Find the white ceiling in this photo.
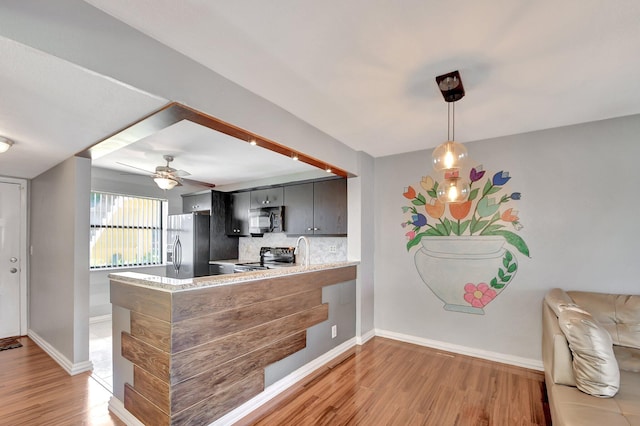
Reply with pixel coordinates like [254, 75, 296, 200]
[2, 1, 640, 182]
[91, 119, 327, 187]
[84, 0, 640, 156]
[0, 36, 166, 179]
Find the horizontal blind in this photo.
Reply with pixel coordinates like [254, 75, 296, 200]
[90, 192, 163, 269]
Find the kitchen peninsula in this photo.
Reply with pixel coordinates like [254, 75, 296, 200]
[109, 263, 357, 425]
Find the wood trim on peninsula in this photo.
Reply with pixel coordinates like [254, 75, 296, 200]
[111, 264, 357, 425]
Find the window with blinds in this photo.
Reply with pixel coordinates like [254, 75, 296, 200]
[90, 192, 166, 269]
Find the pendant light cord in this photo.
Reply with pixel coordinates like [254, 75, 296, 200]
[447, 101, 456, 141]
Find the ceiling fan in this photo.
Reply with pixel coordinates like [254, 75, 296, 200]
[117, 155, 215, 190]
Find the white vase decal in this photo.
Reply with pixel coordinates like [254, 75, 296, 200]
[402, 168, 529, 315]
[414, 236, 517, 314]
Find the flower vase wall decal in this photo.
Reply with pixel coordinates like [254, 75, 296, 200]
[402, 166, 530, 314]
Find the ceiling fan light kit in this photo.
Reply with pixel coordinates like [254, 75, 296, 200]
[432, 70, 471, 203]
[154, 176, 179, 190]
[0, 136, 14, 153]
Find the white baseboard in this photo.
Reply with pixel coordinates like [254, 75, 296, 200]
[212, 337, 358, 425]
[89, 314, 112, 325]
[108, 396, 144, 426]
[356, 328, 375, 345]
[28, 329, 94, 375]
[375, 329, 544, 371]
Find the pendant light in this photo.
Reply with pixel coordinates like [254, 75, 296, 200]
[432, 70, 470, 203]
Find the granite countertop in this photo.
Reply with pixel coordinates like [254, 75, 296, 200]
[208, 259, 239, 264]
[109, 261, 359, 292]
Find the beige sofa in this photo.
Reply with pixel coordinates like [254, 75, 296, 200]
[542, 289, 640, 425]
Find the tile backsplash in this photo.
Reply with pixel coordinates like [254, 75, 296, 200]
[238, 233, 347, 264]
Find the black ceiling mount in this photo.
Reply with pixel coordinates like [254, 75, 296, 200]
[435, 70, 465, 103]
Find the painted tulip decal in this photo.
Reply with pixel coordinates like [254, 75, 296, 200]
[492, 171, 510, 186]
[425, 199, 445, 219]
[405, 230, 416, 240]
[501, 208, 519, 222]
[477, 197, 499, 218]
[470, 167, 485, 183]
[449, 200, 472, 221]
[411, 214, 427, 227]
[420, 176, 435, 192]
[403, 186, 416, 199]
[510, 192, 521, 200]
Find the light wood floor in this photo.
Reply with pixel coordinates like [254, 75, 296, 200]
[0, 336, 123, 426]
[0, 336, 548, 426]
[241, 337, 550, 426]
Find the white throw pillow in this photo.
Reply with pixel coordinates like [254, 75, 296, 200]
[558, 307, 620, 397]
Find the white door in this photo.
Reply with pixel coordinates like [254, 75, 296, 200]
[0, 181, 22, 338]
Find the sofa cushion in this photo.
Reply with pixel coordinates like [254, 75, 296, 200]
[559, 307, 620, 397]
[569, 291, 640, 350]
[614, 345, 640, 373]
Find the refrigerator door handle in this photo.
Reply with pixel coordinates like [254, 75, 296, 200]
[174, 235, 182, 274]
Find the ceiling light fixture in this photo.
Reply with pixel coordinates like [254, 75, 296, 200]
[291, 152, 299, 161]
[432, 70, 470, 203]
[325, 166, 332, 173]
[249, 139, 257, 146]
[154, 176, 179, 190]
[0, 136, 14, 153]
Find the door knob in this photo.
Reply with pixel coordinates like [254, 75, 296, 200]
[10, 268, 18, 274]
[10, 257, 18, 263]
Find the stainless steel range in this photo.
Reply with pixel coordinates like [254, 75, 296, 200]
[233, 246, 296, 273]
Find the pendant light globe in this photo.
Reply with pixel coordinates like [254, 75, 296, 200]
[432, 140, 468, 172]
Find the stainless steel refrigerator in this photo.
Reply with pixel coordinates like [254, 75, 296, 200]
[166, 213, 210, 279]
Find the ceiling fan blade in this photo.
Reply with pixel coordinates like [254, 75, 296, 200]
[182, 178, 216, 188]
[117, 162, 155, 174]
[173, 169, 191, 177]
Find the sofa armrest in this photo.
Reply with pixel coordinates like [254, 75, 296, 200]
[543, 301, 576, 386]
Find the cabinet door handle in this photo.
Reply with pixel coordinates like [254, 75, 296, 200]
[307, 227, 313, 231]
[313, 227, 319, 231]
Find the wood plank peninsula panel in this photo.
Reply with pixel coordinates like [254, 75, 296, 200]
[110, 264, 357, 425]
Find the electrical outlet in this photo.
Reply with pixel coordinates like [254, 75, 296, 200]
[329, 245, 337, 253]
[331, 325, 337, 338]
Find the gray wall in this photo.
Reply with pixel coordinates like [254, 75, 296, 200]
[348, 152, 376, 338]
[374, 114, 640, 363]
[30, 156, 91, 364]
[265, 280, 357, 386]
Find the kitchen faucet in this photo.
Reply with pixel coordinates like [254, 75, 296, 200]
[295, 236, 310, 267]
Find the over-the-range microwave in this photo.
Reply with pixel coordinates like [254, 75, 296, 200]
[248, 206, 284, 234]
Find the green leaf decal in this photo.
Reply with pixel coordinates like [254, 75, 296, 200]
[507, 263, 517, 273]
[435, 223, 448, 235]
[493, 283, 505, 289]
[459, 220, 470, 234]
[427, 189, 437, 198]
[486, 186, 501, 195]
[417, 193, 426, 204]
[501, 274, 511, 282]
[480, 224, 505, 235]
[498, 268, 506, 280]
[469, 188, 479, 201]
[443, 218, 452, 234]
[425, 228, 444, 236]
[490, 277, 498, 287]
[411, 199, 425, 206]
[482, 180, 492, 196]
[482, 230, 530, 257]
[503, 257, 510, 268]
[451, 221, 460, 236]
[471, 219, 489, 234]
[505, 251, 513, 263]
